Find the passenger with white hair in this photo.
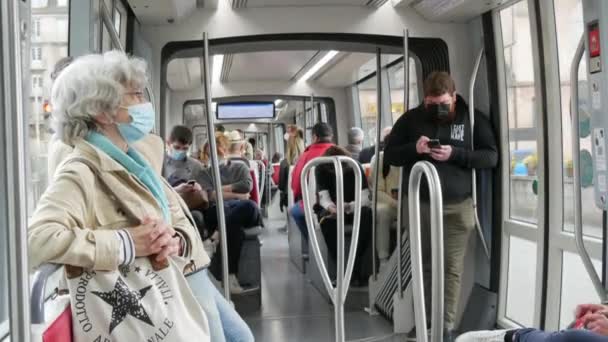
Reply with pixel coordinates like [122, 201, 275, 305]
[345, 126, 365, 160]
[28, 51, 253, 342]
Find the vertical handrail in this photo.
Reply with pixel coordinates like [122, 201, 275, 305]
[371, 47, 383, 280]
[307, 94, 313, 145]
[201, 32, 231, 300]
[469, 47, 491, 259]
[571, 35, 607, 302]
[396, 28, 409, 298]
[301, 156, 362, 342]
[396, 166, 404, 298]
[409, 161, 444, 342]
[2, 0, 31, 340]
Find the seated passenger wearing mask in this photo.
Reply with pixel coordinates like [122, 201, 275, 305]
[315, 146, 373, 286]
[344, 127, 364, 161]
[384, 71, 498, 341]
[28, 51, 253, 342]
[163, 125, 205, 188]
[290, 123, 334, 241]
[359, 126, 392, 164]
[199, 133, 262, 294]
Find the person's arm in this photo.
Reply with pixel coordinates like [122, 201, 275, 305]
[384, 114, 422, 166]
[28, 166, 123, 271]
[225, 163, 253, 194]
[449, 112, 498, 169]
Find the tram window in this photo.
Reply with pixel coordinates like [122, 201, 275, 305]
[26, 0, 70, 216]
[102, 24, 112, 52]
[387, 57, 420, 123]
[274, 125, 285, 156]
[559, 251, 601, 328]
[500, 1, 539, 225]
[506, 235, 537, 326]
[358, 75, 378, 147]
[31, 0, 48, 9]
[554, 1, 601, 238]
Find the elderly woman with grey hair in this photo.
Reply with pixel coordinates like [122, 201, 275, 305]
[345, 127, 364, 160]
[28, 51, 253, 342]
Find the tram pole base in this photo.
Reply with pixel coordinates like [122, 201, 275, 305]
[392, 287, 415, 334]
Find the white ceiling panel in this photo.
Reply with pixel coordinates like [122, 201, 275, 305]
[226, 51, 318, 82]
[127, 0, 217, 24]
[242, 0, 368, 7]
[411, 0, 506, 22]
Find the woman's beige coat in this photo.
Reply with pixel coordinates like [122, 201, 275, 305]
[28, 134, 210, 272]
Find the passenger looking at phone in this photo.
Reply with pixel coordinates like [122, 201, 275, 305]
[384, 71, 498, 340]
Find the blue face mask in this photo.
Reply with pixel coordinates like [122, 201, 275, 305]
[117, 102, 155, 143]
[170, 149, 188, 161]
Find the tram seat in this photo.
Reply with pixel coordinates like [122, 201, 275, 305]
[249, 169, 261, 206]
[30, 264, 73, 342]
[271, 163, 280, 185]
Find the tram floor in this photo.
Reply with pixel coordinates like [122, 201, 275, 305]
[243, 199, 404, 341]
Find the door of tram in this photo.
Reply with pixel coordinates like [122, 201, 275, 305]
[494, 0, 606, 331]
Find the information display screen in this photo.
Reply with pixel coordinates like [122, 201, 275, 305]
[216, 102, 275, 120]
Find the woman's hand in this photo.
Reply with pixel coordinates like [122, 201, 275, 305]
[127, 217, 175, 257]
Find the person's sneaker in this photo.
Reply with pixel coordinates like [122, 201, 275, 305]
[228, 274, 244, 294]
[455, 330, 509, 342]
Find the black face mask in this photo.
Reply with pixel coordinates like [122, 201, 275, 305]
[427, 103, 451, 120]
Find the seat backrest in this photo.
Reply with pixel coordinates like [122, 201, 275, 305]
[271, 163, 280, 185]
[249, 169, 260, 205]
[42, 305, 73, 342]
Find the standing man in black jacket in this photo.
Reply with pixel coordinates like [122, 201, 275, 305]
[384, 72, 498, 340]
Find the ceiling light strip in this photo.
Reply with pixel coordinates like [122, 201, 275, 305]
[221, 54, 234, 82]
[212, 54, 224, 84]
[299, 50, 339, 82]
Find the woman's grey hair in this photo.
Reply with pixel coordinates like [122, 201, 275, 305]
[347, 127, 364, 145]
[51, 50, 148, 145]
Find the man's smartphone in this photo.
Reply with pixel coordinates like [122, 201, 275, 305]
[427, 139, 441, 148]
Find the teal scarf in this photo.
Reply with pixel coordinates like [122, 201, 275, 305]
[86, 132, 170, 222]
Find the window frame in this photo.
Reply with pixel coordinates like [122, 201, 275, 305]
[493, 0, 548, 329]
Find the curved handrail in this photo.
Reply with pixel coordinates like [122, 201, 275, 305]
[254, 160, 266, 203]
[408, 161, 444, 342]
[30, 263, 62, 324]
[301, 156, 362, 342]
[570, 35, 607, 302]
[469, 47, 491, 259]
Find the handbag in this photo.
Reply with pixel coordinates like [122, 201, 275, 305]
[64, 158, 210, 342]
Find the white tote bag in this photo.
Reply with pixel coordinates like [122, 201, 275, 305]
[65, 257, 209, 342]
[64, 158, 210, 342]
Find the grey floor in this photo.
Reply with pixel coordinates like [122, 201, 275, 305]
[242, 198, 404, 341]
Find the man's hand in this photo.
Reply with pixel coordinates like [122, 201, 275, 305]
[416, 136, 431, 154]
[576, 304, 608, 319]
[430, 145, 453, 161]
[583, 313, 608, 336]
[327, 203, 337, 215]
